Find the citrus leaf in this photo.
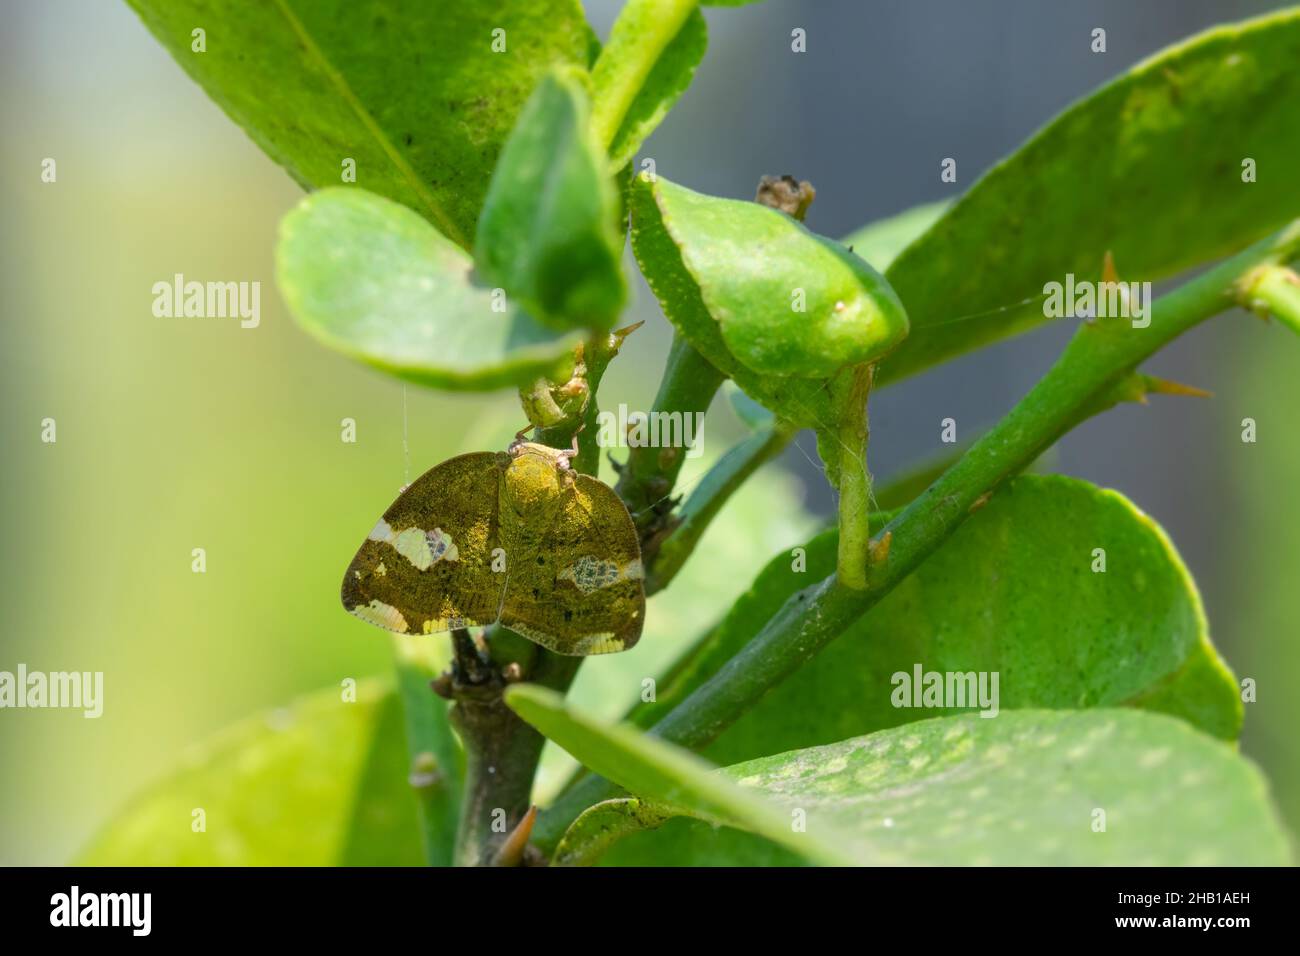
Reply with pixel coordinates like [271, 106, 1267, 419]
[125, 0, 592, 247]
[606, 10, 708, 170]
[632, 475, 1242, 765]
[77, 680, 447, 865]
[277, 188, 582, 390]
[635, 176, 908, 379]
[505, 684, 857, 865]
[879, 8, 1300, 385]
[629, 172, 904, 519]
[630, 173, 831, 429]
[604, 710, 1290, 866]
[476, 69, 627, 332]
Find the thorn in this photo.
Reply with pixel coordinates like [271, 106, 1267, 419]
[491, 806, 538, 867]
[1101, 249, 1120, 284]
[609, 320, 646, 353]
[1141, 374, 1212, 400]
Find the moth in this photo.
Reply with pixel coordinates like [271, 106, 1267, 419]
[341, 437, 645, 655]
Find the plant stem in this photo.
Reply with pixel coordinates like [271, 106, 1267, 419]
[449, 638, 580, 866]
[615, 333, 725, 553]
[834, 364, 874, 589]
[589, 0, 700, 150]
[1241, 262, 1300, 335]
[449, 328, 636, 864]
[533, 218, 1300, 853]
[536, 327, 628, 470]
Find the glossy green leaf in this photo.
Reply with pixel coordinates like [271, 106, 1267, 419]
[126, 0, 592, 248]
[632, 475, 1242, 769]
[78, 680, 446, 865]
[605, 710, 1290, 866]
[606, 10, 708, 170]
[277, 188, 583, 390]
[841, 200, 947, 272]
[476, 69, 626, 332]
[631, 173, 902, 533]
[505, 684, 856, 865]
[635, 176, 908, 379]
[879, 8, 1300, 385]
[629, 174, 833, 433]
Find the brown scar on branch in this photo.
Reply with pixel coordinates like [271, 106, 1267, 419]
[968, 491, 993, 514]
[868, 530, 892, 566]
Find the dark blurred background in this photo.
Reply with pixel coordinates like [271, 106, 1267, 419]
[2, 0, 1296, 863]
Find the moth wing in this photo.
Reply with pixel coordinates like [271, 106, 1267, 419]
[341, 452, 507, 635]
[500, 472, 645, 655]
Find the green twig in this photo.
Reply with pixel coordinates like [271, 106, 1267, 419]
[833, 364, 874, 589]
[446, 327, 634, 865]
[1240, 262, 1300, 335]
[447, 637, 580, 866]
[615, 333, 725, 555]
[536, 327, 629, 471]
[533, 218, 1300, 854]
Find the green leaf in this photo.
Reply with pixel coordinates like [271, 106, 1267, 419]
[631, 173, 904, 550]
[277, 187, 583, 390]
[605, 710, 1290, 866]
[606, 10, 708, 170]
[505, 685, 857, 865]
[125, 0, 592, 248]
[635, 176, 908, 379]
[78, 680, 447, 865]
[879, 8, 1300, 385]
[630, 174, 831, 432]
[841, 200, 948, 272]
[475, 69, 627, 332]
[632, 475, 1242, 767]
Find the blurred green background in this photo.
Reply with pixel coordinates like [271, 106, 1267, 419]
[1, 0, 1296, 864]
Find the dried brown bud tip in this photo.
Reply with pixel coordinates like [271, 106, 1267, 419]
[755, 174, 816, 221]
